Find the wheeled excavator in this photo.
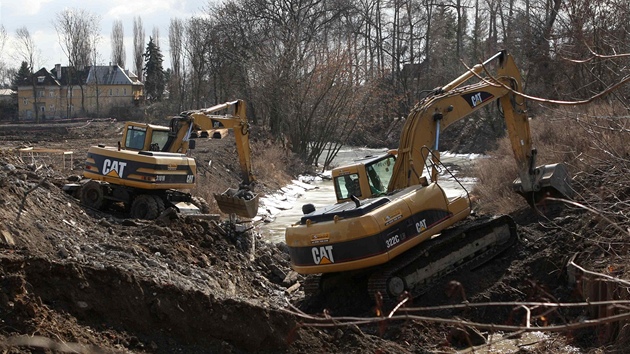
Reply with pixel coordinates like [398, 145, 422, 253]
[70, 99, 259, 220]
[285, 51, 573, 302]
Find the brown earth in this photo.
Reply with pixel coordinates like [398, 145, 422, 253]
[0, 120, 627, 353]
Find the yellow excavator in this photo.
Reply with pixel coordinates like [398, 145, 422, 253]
[285, 51, 573, 302]
[73, 99, 258, 220]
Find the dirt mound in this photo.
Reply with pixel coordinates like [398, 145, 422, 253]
[0, 146, 411, 353]
[0, 155, 299, 351]
[1, 120, 628, 353]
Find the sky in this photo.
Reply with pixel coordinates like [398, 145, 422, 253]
[0, 0, 209, 73]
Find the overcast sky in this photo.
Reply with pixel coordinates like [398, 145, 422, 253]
[0, 0, 208, 73]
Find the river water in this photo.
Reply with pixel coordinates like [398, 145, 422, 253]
[257, 147, 482, 243]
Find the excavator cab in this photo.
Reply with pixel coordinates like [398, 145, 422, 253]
[332, 151, 397, 203]
[121, 122, 173, 152]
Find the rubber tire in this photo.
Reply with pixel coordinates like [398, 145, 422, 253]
[130, 194, 160, 220]
[191, 196, 210, 214]
[80, 181, 106, 210]
[152, 195, 166, 216]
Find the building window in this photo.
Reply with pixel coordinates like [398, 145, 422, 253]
[23, 98, 29, 105]
[124, 88, 127, 95]
[50, 104, 55, 111]
[109, 89, 113, 96]
[37, 90, 45, 97]
[116, 88, 119, 96]
[37, 76, 45, 83]
[49, 91, 55, 98]
[41, 106, 45, 113]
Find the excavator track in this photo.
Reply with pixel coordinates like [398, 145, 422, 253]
[367, 215, 518, 304]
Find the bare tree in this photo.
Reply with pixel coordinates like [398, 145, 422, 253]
[152, 26, 160, 48]
[54, 8, 101, 116]
[0, 25, 7, 57]
[111, 20, 125, 68]
[169, 18, 185, 109]
[14, 27, 37, 74]
[184, 17, 212, 109]
[15, 27, 40, 122]
[133, 16, 146, 81]
[0, 25, 9, 87]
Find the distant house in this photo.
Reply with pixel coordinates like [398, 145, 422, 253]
[17, 64, 144, 120]
[0, 88, 14, 102]
[16, 67, 62, 120]
[84, 64, 145, 114]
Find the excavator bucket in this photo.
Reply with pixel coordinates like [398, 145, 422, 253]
[513, 163, 573, 207]
[214, 188, 260, 218]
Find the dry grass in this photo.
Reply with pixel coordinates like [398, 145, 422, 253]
[194, 140, 300, 214]
[250, 141, 297, 191]
[473, 103, 630, 215]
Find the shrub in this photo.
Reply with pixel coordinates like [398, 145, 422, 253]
[473, 104, 630, 214]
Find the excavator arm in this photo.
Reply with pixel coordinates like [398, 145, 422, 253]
[187, 100, 255, 187]
[170, 100, 259, 218]
[389, 50, 572, 204]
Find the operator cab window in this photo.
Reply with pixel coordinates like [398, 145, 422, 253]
[336, 173, 362, 200]
[126, 126, 147, 150]
[366, 156, 395, 196]
[151, 130, 169, 151]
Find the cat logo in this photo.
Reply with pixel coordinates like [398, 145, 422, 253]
[415, 219, 428, 233]
[470, 92, 483, 107]
[102, 159, 127, 178]
[312, 245, 335, 265]
[463, 91, 494, 108]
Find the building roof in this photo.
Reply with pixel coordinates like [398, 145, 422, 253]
[32, 67, 61, 87]
[0, 88, 14, 96]
[50, 66, 90, 86]
[87, 65, 140, 85]
[18, 65, 144, 89]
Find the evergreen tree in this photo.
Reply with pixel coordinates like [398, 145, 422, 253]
[5, 61, 28, 121]
[11, 61, 30, 91]
[143, 37, 165, 102]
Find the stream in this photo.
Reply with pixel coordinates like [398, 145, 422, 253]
[257, 147, 482, 243]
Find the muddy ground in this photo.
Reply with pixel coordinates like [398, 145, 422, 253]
[0, 120, 628, 353]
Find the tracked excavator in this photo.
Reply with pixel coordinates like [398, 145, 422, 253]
[285, 51, 573, 302]
[71, 99, 258, 220]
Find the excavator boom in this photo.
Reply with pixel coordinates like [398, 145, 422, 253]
[389, 51, 572, 204]
[177, 100, 259, 218]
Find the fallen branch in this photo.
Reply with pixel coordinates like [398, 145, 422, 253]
[17, 178, 46, 222]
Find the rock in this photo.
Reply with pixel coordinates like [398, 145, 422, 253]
[270, 264, 286, 281]
[98, 218, 112, 228]
[448, 325, 486, 347]
[282, 270, 299, 287]
[285, 282, 300, 294]
[0, 229, 15, 245]
[122, 219, 139, 227]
